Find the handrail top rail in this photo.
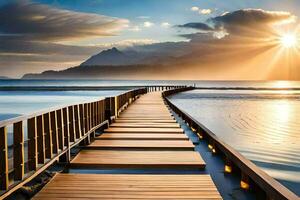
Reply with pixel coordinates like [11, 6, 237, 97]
[163, 91, 299, 200]
[0, 87, 146, 127]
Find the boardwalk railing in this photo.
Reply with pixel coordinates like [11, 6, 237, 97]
[0, 88, 149, 198]
[0, 85, 186, 198]
[163, 87, 299, 200]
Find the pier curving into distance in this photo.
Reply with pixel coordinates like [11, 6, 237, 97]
[0, 85, 298, 200]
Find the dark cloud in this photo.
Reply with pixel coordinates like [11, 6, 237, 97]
[178, 9, 296, 37]
[210, 9, 296, 35]
[0, 1, 129, 77]
[0, 1, 129, 41]
[0, 36, 101, 55]
[212, 9, 295, 28]
[177, 23, 214, 31]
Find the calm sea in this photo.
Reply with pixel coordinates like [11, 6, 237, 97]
[169, 89, 300, 196]
[1, 79, 300, 196]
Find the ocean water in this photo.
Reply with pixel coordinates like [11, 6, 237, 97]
[169, 89, 300, 196]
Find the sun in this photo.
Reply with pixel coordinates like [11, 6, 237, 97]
[280, 33, 297, 48]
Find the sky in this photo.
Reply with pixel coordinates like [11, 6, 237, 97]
[1, 0, 300, 79]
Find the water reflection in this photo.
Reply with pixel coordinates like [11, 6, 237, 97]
[170, 89, 300, 196]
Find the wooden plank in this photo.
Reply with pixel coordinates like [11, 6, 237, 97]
[13, 121, 24, 180]
[105, 127, 183, 133]
[33, 174, 222, 200]
[28, 117, 38, 171]
[0, 126, 9, 190]
[115, 119, 177, 123]
[43, 113, 52, 159]
[85, 140, 194, 150]
[50, 111, 58, 154]
[71, 150, 205, 169]
[68, 106, 75, 143]
[118, 116, 174, 120]
[97, 133, 189, 140]
[79, 104, 85, 136]
[36, 115, 45, 164]
[110, 123, 180, 128]
[56, 109, 64, 150]
[73, 105, 81, 140]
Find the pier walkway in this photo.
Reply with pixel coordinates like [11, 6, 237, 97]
[32, 92, 222, 199]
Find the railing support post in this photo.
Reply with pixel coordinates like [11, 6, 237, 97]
[0, 126, 9, 190]
[13, 121, 24, 181]
[60, 108, 70, 163]
[37, 115, 45, 164]
[28, 117, 38, 171]
[43, 113, 52, 159]
[50, 111, 58, 154]
[56, 109, 64, 150]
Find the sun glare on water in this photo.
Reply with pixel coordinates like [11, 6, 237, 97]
[280, 33, 297, 48]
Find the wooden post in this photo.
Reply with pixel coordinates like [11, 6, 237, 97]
[60, 108, 70, 163]
[97, 101, 101, 124]
[84, 104, 89, 132]
[0, 126, 9, 190]
[50, 111, 58, 154]
[92, 102, 97, 127]
[79, 104, 85, 136]
[68, 106, 75, 143]
[13, 121, 24, 180]
[92, 102, 95, 127]
[101, 100, 104, 123]
[56, 109, 64, 150]
[28, 117, 38, 171]
[115, 97, 118, 117]
[89, 103, 92, 129]
[105, 98, 112, 123]
[74, 105, 81, 139]
[43, 113, 52, 159]
[36, 115, 45, 164]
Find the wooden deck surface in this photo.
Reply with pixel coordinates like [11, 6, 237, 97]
[71, 150, 205, 169]
[115, 119, 177, 123]
[110, 123, 180, 128]
[32, 92, 222, 199]
[105, 127, 183, 133]
[33, 174, 222, 200]
[97, 133, 189, 140]
[85, 139, 195, 150]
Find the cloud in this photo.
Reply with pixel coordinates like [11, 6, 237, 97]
[98, 39, 158, 49]
[211, 9, 296, 33]
[179, 9, 297, 38]
[177, 23, 214, 31]
[200, 9, 212, 15]
[0, 1, 130, 77]
[0, 1, 129, 41]
[161, 22, 171, 28]
[143, 21, 154, 27]
[129, 26, 141, 32]
[191, 7, 199, 12]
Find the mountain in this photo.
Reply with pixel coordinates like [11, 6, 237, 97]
[22, 46, 188, 79]
[0, 76, 10, 79]
[80, 47, 142, 66]
[22, 64, 179, 79]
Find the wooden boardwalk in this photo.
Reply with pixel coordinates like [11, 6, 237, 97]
[33, 92, 222, 199]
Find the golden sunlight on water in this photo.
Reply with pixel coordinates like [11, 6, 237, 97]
[271, 80, 295, 89]
[170, 89, 300, 196]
